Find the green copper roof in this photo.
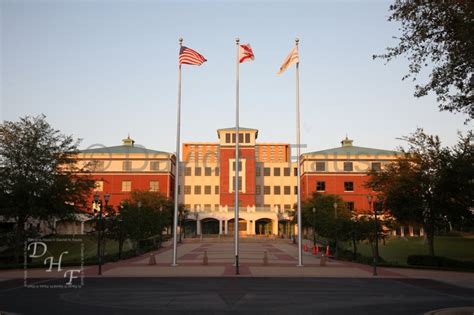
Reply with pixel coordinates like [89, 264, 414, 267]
[80, 145, 171, 155]
[304, 145, 399, 156]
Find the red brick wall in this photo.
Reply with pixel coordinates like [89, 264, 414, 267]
[85, 173, 172, 211]
[220, 147, 256, 207]
[301, 174, 375, 213]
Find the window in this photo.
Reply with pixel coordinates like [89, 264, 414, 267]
[121, 181, 131, 192]
[185, 204, 191, 210]
[274, 167, 281, 176]
[194, 186, 201, 194]
[204, 204, 211, 211]
[344, 162, 353, 172]
[205, 167, 212, 176]
[204, 185, 211, 195]
[94, 181, 104, 192]
[371, 162, 382, 171]
[194, 204, 199, 211]
[149, 181, 159, 191]
[284, 186, 291, 195]
[344, 181, 354, 192]
[346, 202, 355, 211]
[238, 134, 244, 143]
[263, 204, 271, 211]
[256, 167, 261, 177]
[232, 133, 236, 143]
[316, 181, 326, 191]
[315, 162, 326, 172]
[178, 185, 181, 195]
[264, 186, 271, 195]
[150, 161, 161, 171]
[284, 168, 291, 176]
[284, 204, 292, 210]
[232, 161, 242, 171]
[255, 185, 261, 195]
[214, 204, 220, 211]
[294, 186, 298, 195]
[184, 185, 191, 195]
[185, 167, 192, 176]
[195, 167, 202, 176]
[215, 167, 220, 176]
[232, 176, 242, 191]
[215, 185, 219, 194]
[264, 167, 271, 176]
[294, 167, 298, 176]
[225, 133, 231, 143]
[123, 161, 132, 171]
[274, 186, 281, 195]
[245, 133, 250, 143]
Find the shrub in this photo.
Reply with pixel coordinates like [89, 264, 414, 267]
[407, 255, 474, 271]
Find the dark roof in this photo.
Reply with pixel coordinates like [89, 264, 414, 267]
[80, 145, 171, 155]
[217, 127, 258, 132]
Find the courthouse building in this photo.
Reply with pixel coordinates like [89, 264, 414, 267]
[77, 129, 412, 237]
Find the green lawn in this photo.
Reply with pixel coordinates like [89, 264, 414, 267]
[29, 235, 128, 265]
[344, 235, 474, 266]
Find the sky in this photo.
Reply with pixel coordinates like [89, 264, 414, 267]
[1, 0, 471, 155]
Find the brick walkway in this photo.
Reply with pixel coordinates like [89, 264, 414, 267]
[2, 238, 474, 290]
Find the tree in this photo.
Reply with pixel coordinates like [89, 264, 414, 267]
[0, 115, 95, 262]
[301, 193, 352, 251]
[367, 128, 473, 256]
[374, 1, 474, 119]
[119, 190, 174, 253]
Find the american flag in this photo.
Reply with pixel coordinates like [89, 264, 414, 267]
[179, 46, 207, 66]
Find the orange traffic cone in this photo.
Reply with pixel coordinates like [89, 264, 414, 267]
[303, 244, 308, 252]
[325, 245, 330, 256]
[315, 245, 319, 254]
[312, 246, 317, 254]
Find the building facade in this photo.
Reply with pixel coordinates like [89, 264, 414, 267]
[77, 136, 176, 208]
[301, 137, 399, 213]
[77, 131, 407, 237]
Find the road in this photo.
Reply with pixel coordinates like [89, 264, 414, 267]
[1, 277, 473, 314]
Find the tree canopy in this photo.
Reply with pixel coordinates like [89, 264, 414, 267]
[375, 1, 474, 119]
[367, 128, 473, 255]
[0, 115, 95, 261]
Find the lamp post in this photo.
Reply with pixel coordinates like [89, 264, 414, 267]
[94, 193, 109, 276]
[333, 202, 338, 258]
[312, 207, 316, 247]
[193, 209, 199, 237]
[368, 194, 378, 276]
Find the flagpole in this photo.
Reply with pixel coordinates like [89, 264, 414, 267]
[295, 38, 303, 267]
[234, 37, 240, 275]
[171, 38, 183, 267]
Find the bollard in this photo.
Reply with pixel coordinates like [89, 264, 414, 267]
[263, 251, 268, 266]
[325, 245, 330, 256]
[148, 253, 156, 265]
[303, 244, 308, 252]
[320, 254, 327, 266]
[203, 250, 208, 265]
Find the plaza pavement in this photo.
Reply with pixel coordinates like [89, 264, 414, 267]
[1, 237, 473, 290]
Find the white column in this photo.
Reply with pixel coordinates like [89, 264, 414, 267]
[197, 219, 201, 235]
[400, 226, 405, 237]
[80, 222, 85, 235]
[420, 227, 424, 236]
[219, 220, 223, 235]
[409, 225, 414, 237]
[272, 219, 278, 236]
[224, 220, 228, 235]
[247, 220, 251, 235]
